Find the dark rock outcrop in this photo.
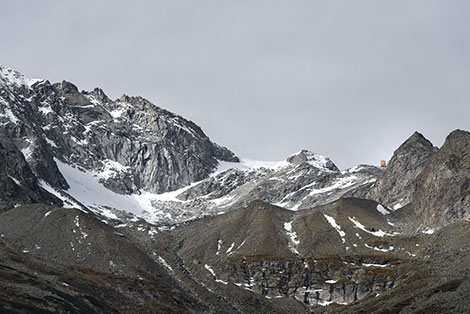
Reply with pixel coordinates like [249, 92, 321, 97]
[0, 204, 207, 313]
[411, 129, 470, 226]
[0, 134, 62, 212]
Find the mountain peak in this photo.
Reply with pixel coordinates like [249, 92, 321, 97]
[57, 80, 79, 94]
[0, 65, 43, 88]
[287, 149, 339, 172]
[388, 131, 435, 167]
[402, 131, 433, 147]
[442, 129, 470, 151]
[364, 131, 436, 208]
[87, 87, 110, 103]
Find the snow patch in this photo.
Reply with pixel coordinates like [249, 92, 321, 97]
[204, 264, 216, 277]
[0, 65, 43, 87]
[348, 217, 396, 237]
[365, 244, 394, 252]
[284, 220, 300, 254]
[110, 107, 127, 119]
[38, 179, 81, 209]
[323, 214, 346, 243]
[74, 216, 88, 239]
[235, 239, 246, 251]
[96, 159, 130, 179]
[1, 107, 19, 124]
[169, 117, 197, 137]
[318, 300, 348, 306]
[148, 228, 158, 237]
[203, 264, 229, 284]
[44, 137, 58, 148]
[215, 158, 289, 174]
[210, 194, 236, 207]
[158, 256, 173, 272]
[309, 176, 358, 197]
[393, 203, 403, 210]
[55, 159, 154, 216]
[226, 242, 235, 255]
[347, 165, 367, 173]
[376, 204, 390, 215]
[21, 146, 33, 160]
[216, 239, 223, 255]
[362, 263, 390, 268]
[150, 180, 202, 202]
[38, 105, 53, 115]
[8, 176, 21, 186]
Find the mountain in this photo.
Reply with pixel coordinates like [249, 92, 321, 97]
[148, 150, 382, 225]
[0, 65, 384, 225]
[356, 131, 437, 209]
[1, 65, 470, 313]
[0, 65, 237, 220]
[411, 129, 470, 227]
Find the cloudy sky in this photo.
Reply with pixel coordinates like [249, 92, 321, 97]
[1, 1, 469, 168]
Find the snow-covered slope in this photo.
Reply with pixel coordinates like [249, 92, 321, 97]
[152, 150, 383, 222]
[0, 65, 43, 88]
[0, 65, 241, 218]
[28, 148, 381, 226]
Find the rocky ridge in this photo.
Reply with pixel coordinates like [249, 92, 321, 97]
[0, 64, 237, 198]
[132, 150, 383, 225]
[411, 129, 470, 227]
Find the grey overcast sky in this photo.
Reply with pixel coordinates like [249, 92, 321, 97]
[1, 1, 469, 169]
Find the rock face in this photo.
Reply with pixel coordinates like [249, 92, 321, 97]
[161, 199, 406, 308]
[0, 65, 238, 197]
[0, 134, 62, 212]
[411, 130, 470, 226]
[354, 132, 436, 209]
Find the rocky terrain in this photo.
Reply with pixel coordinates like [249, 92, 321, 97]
[1, 65, 470, 313]
[350, 131, 437, 210]
[0, 64, 237, 197]
[411, 130, 470, 227]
